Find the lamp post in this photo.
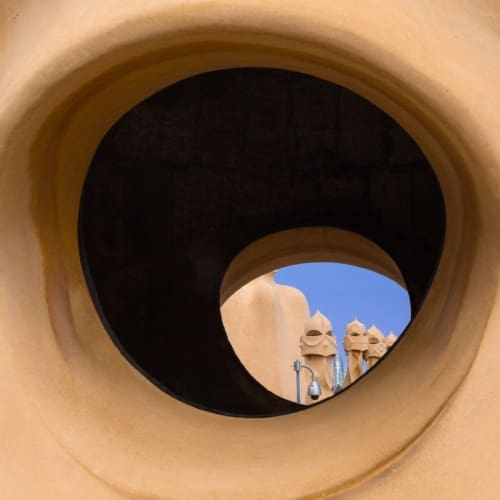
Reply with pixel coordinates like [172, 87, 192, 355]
[293, 359, 322, 404]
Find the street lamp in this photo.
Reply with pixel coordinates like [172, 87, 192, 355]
[293, 359, 322, 404]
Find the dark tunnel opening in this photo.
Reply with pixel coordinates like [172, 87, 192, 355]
[79, 68, 445, 416]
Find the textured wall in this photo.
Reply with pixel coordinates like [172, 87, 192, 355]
[0, 1, 499, 498]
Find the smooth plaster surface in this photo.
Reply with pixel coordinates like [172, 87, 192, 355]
[1, 1, 500, 498]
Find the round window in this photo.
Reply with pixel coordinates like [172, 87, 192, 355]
[79, 68, 445, 416]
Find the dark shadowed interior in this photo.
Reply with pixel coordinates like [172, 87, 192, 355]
[79, 68, 445, 416]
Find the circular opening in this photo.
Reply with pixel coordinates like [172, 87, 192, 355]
[78, 67, 445, 417]
[222, 261, 410, 404]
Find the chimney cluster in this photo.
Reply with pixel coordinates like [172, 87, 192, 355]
[298, 311, 397, 404]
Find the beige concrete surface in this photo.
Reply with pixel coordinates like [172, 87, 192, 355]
[1, 0, 500, 498]
[221, 271, 310, 402]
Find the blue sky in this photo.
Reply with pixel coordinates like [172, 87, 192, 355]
[274, 263, 411, 366]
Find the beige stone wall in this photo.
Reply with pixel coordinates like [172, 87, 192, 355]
[1, 1, 500, 498]
[221, 271, 310, 402]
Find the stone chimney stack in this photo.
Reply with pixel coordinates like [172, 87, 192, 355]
[299, 310, 337, 402]
[384, 332, 398, 351]
[364, 324, 388, 369]
[343, 317, 367, 387]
